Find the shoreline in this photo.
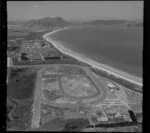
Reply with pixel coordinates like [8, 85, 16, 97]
[43, 27, 142, 87]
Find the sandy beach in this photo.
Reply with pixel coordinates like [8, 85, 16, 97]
[43, 27, 142, 87]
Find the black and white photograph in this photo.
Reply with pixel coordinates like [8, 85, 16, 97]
[7, 1, 143, 131]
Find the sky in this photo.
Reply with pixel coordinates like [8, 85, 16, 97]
[7, 1, 143, 21]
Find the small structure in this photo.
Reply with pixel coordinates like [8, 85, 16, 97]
[97, 116, 108, 122]
[107, 83, 117, 91]
[96, 110, 103, 117]
[123, 114, 132, 121]
[16, 38, 24, 45]
[107, 83, 116, 88]
[115, 112, 122, 118]
[91, 115, 99, 124]
[79, 111, 84, 114]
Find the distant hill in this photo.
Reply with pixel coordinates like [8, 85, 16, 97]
[88, 19, 143, 27]
[8, 20, 25, 25]
[126, 21, 143, 27]
[23, 17, 69, 28]
[8, 18, 143, 28]
[89, 20, 126, 25]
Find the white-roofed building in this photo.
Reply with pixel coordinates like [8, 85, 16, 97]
[107, 83, 116, 88]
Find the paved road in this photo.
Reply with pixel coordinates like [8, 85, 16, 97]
[31, 68, 44, 128]
[7, 57, 13, 67]
[84, 67, 107, 101]
[8, 59, 85, 68]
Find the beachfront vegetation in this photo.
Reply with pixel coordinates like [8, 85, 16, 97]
[91, 67, 142, 93]
[24, 31, 45, 40]
[123, 88, 142, 103]
[135, 113, 142, 124]
[63, 119, 90, 132]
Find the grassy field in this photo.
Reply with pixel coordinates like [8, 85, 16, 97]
[8, 29, 29, 40]
[7, 24, 42, 40]
[7, 68, 37, 100]
[7, 99, 33, 130]
[7, 67, 38, 130]
[63, 119, 90, 132]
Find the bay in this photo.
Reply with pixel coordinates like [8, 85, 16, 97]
[50, 26, 143, 77]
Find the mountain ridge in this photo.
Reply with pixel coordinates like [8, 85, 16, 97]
[8, 17, 143, 28]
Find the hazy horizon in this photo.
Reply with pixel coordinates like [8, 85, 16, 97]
[7, 1, 143, 21]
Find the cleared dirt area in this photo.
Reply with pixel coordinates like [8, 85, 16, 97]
[61, 75, 98, 97]
[31, 64, 107, 128]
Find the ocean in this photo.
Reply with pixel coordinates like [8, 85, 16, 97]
[49, 25, 143, 77]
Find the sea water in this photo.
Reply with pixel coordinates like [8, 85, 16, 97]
[49, 25, 143, 77]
